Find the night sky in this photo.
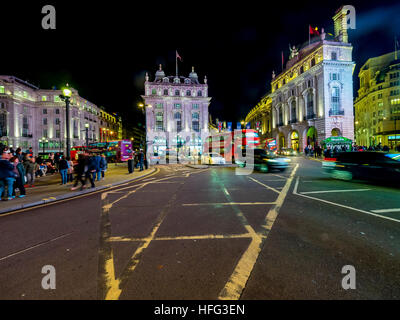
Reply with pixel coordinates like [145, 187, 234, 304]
[2, 0, 400, 129]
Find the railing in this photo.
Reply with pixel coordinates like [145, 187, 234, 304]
[22, 133, 33, 138]
[329, 109, 345, 116]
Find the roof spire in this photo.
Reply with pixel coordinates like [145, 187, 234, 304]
[159, 64, 162, 71]
[192, 66, 194, 72]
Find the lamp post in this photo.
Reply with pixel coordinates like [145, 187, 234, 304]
[59, 85, 72, 158]
[85, 123, 89, 151]
[137, 102, 151, 156]
[39, 137, 48, 155]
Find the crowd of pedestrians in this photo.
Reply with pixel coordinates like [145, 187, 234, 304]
[0, 143, 108, 201]
[303, 142, 397, 159]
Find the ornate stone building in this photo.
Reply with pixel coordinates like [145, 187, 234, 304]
[354, 51, 400, 149]
[142, 65, 211, 158]
[270, 7, 355, 151]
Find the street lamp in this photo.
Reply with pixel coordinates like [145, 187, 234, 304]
[85, 123, 89, 151]
[59, 84, 72, 158]
[137, 102, 151, 156]
[39, 137, 48, 155]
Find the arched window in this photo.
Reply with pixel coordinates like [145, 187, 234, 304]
[278, 106, 283, 126]
[156, 112, 163, 131]
[186, 90, 191, 96]
[151, 89, 157, 95]
[192, 112, 200, 132]
[307, 91, 314, 118]
[163, 77, 169, 83]
[291, 100, 296, 122]
[175, 90, 180, 96]
[163, 89, 169, 96]
[174, 112, 182, 132]
[197, 90, 202, 97]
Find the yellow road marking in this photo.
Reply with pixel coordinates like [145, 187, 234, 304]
[218, 164, 299, 300]
[108, 233, 263, 242]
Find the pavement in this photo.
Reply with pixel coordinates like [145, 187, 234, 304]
[0, 159, 399, 299]
[0, 163, 156, 214]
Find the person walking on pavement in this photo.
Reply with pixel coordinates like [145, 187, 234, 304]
[66, 157, 74, 183]
[100, 154, 108, 180]
[59, 156, 69, 185]
[23, 155, 36, 187]
[139, 150, 144, 171]
[71, 154, 87, 191]
[92, 153, 102, 182]
[83, 153, 96, 188]
[0, 152, 16, 201]
[10, 156, 26, 198]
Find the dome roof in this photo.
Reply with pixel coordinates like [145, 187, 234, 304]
[155, 64, 165, 79]
[189, 66, 198, 79]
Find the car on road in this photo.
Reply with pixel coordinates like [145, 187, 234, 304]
[201, 152, 226, 165]
[323, 152, 400, 183]
[279, 148, 297, 156]
[252, 148, 291, 172]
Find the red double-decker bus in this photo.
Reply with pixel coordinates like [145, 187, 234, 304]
[204, 129, 261, 163]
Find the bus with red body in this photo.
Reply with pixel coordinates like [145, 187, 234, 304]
[203, 129, 261, 163]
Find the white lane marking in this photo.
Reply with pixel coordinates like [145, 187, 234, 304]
[293, 177, 400, 223]
[0, 233, 73, 262]
[300, 188, 371, 195]
[248, 177, 281, 194]
[370, 208, 400, 213]
[182, 202, 276, 206]
[223, 187, 230, 196]
[271, 174, 288, 179]
[219, 164, 299, 300]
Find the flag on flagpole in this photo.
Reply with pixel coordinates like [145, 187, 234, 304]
[176, 50, 182, 77]
[176, 50, 182, 62]
[309, 26, 320, 36]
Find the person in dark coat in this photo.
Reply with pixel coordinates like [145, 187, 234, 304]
[0, 152, 16, 200]
[10, 156, 26, 198]
[71, 154, 87, 191]
[100, 154, 108, 179]
[23, 155, 36, 187]
[58, 156, 69, 185]
[83, 154, 96, 188]
[91, 154, 102, 182]
[138, 150, 144, 171]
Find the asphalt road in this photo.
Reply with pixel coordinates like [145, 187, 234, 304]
[0, 158, 399, 300]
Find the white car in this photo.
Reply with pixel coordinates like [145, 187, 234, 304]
[201, 152, 226, 165]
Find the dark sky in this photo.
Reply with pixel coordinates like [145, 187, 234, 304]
[2, 0, 400, 128]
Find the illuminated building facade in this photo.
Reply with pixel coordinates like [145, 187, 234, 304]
[142, 65, 211, 157]
[354, 51, 400, 149]
[0, 75, 118, 155]
[245, 94, 273, 145]
[99, 108, 123, 142]
[270, 7, 355, 151]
